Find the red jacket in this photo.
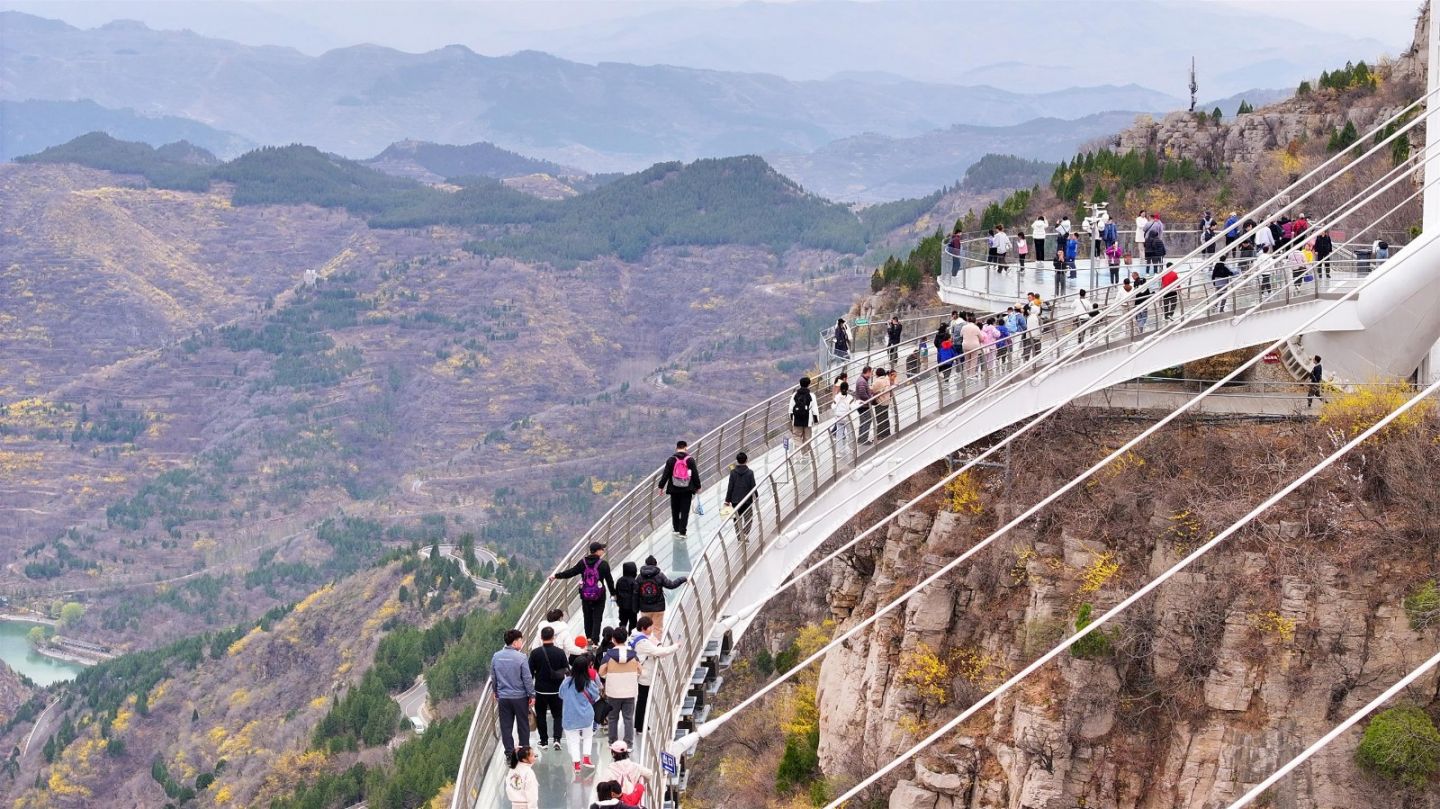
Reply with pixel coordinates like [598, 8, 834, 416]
[1161, 269, 1179, 288]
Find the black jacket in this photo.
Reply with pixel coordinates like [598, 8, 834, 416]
[529, 643, 569, 694]
[614, 574, 639, 613]
[1314, 234, 1333, 257]
[886, 322, 903, 346]
[636, 564, 687, 612]
[553, 553, 616, 601]
[725, 465, 757, 512]
[658, 452, 701, 495]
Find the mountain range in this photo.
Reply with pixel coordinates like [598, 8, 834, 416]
[0, 1, 1405, 96]
[0, 10, 1185, 173]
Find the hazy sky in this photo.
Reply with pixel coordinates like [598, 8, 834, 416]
[2, 0, 1420, 58]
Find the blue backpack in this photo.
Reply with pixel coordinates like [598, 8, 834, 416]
[1102, 221, 1118, 245]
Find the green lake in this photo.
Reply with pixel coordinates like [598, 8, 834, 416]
[0, 622, 85, 685]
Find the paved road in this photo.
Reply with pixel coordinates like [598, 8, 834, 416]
[395, 677, 431, 734]
[417, 543, 506, 594]
[20, 699, 60, 762]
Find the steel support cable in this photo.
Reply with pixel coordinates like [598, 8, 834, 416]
[672, 175, 1438, 763]
[826, 375, 1440, 808]
[711, 144, 1440, 641]
[1224, 647, 1440, 808]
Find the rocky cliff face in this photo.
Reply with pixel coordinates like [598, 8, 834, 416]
[1102, 3, 1427, 172]
[813, 414, 1440, 809]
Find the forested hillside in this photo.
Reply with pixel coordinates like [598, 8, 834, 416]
[22, 135, 884, 263]
[363, 139, 578, 183]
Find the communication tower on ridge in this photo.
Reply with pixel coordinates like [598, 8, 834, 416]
[1189, 57, 1198, 112]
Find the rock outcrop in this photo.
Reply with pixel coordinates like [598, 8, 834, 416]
[1103, 2, 1428, 173]
[813, 425, 1440, 809]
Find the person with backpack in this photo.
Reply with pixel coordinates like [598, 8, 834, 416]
[790, 376, 820, 447]
[1102, 217, 1118, 250]
[558, 660, 601, 773]
[724, 451, 757, 541]
[629, 616, 679, 733]
[1200, 210, 1216, 254]
[613, 562, 640, 634]
[599, 628, 642, 746]
[1143, 214, 1166, 276]
[607, 741, 653, 807]
[550, 542, 617, 645]
[886, 316, 903, 367]
[528, 626, 568, 750]
[1308, 356, 1324, 408]
[1373, 238, 1390, 262]
[637, 555, 687, 634]
[491, 629, 534, 759]
[656, 440, 701, 537]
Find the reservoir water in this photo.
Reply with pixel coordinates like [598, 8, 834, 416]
[0, 621, 85, 685]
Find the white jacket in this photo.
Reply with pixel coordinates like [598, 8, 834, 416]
[610, 759, 654, 795]
[534, 620, 583, 656]
[993, 231, 1011, 255]
[1135, 216, 1149, 240]
[831, 392, 856, 433]
[599, 646, 642, 699]
[505, 763, 539, 809]
[1255, 226, 1274, 251]
[1031, 219, 1048, 240]
[629, 631, 680, 686]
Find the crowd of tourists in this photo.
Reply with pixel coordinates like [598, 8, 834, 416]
[497, 544, 684, 806]
[948, 205, 1382, 288]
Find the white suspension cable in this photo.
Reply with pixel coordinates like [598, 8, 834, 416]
[1224, 647, 1440, 808]
[675, 176, 1438, 760]
[826, 375, 1440, 808]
